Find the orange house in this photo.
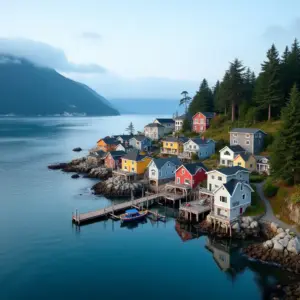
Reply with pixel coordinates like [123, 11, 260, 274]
[97, 137, 120, 152]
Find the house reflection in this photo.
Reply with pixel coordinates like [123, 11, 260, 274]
[175, 221, 199, 242]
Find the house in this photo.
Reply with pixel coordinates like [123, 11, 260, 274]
[121, 150, 152, 175]
[192, 112, 215, 133]
[114, 135, 133, 146]
[87, 150, 106, 165]
[175, 162, 208, 189]
[230, 128, 267, 154]
[153, 118, 175, 134]
[144, 123, 165, 141]
[206, 166, 250, 193]
[212, 179, 253, 222]
[104, 151, 126, 170]
[160, 136, 188, 155]
[219, 145, 247, 167]
[255, 155, 270, 175]
[97, 137, 120, 152]
[115, 143, 134, 153]
[148, 157, 181, 186]
[174, 115, 186, 132]
[129, 135, 152, 151]
[180, 137, 216, 159]
[233, 153, 257, 173]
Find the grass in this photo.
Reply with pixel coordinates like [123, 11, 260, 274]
[244, 184, 266, 216]
[202, 155, 219, 171]
[250, 174, 266, 183]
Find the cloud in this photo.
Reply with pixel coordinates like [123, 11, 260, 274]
[81, 32, 102, 41]
[0, 38, 106, 73]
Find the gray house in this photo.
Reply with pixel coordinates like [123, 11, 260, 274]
[129, 135, 152, 151]
[144, 123, 165, 141]
[229, 128, 266, 154]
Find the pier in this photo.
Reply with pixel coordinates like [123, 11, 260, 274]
[179, 199, 211, 222]
[72, 191, 186, 225]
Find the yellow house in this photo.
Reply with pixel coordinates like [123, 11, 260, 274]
[121, 150, 151, 175]
[161, 137, 188, 155]
[233, 153, 257, 172]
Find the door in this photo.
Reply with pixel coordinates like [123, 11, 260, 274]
[240, 207, 243, 214]
[209, 184, 212, 191]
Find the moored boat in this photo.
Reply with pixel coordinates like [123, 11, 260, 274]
[120, 208, 148, 223]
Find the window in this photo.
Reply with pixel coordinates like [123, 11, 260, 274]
[241, 184, 243, 190]
[167, 162, 170, 167]
[193, 145, 196, 149]
[131, 167, 135, 171]
[246, 134, 250, 138]
[200, 119, 204, 124]
[218, 176, 222, 181]
[245, 140, 250, 145]
[250, 164, 253, 168]
[124, 166, 127, 170]
[151, 170, 156, 176]
[238, 162, 241, 166]
[221, 160, 225, 164]
[242, 194, 245, 200]
[220, 196, 227, 203]
[211, 175, 215, 179]
[170, 143, 173, 147]
[166, 143, 168, 146]
[189, 145, 192, 149]
[233, 133, 237, 137]
[124, 160, 127, 164]
[177, 177, 180, 184]
[182, 169, 185, 174]
[233, 140, 238, 144]
[184, 179, 190, 185]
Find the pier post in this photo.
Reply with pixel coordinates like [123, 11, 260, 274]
[76, 209, 78, 221]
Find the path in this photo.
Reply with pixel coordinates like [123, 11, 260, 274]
[255, 182, 299, 234]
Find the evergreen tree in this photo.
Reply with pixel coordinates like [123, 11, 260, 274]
[285, 39, 300, 94]
[214, 72, 231, 115]
[271, 84, 300, 184]
[188, 79, 213, 115]
[212, 80, 220, 112]
[280, 45, 291, 100]
[256, 44, 283, 120]
[179, 91, 191, 114]
[126, 122, 135, 135]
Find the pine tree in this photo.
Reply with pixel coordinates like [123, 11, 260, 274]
[256, 44, 283, 120]
[126, 122, 135, 135]
[188, 79, 213, 115]
[216, 71, 231, 115]
[179, 91, 191, 114]
[271, 84, 300, 184]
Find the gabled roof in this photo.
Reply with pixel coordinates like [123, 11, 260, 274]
[185, 138, 215, 146]
[221, 145, 246, 153]
[180, 162, 208, 175]
[131, 135, 149, 142]
[98, 137, 120, 145]
[151, 157, 182, 170]
[207, 166, 249, 176]
[115, 134, 133, 141]
[163, 136, 189, 143]
[230, 128, 266, 134]
[117, 143, 134, 150]
[255, 155, 270, 162]
[145, 123, 165, 128]
[107, 151, 126, 159]
[94, 150, 106, 158]
[193, 112, 215, 119]
[234, 153, 254, 162]
[155, 118, 175, 124]
[122, 149, 148, 162]
[222, 179, 254, 196]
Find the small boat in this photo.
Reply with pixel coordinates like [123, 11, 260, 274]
[120, 208, 148, 223]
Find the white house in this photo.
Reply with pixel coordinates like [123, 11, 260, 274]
[219, 145, 246, 167]
[153, 118, 175, 134]
[255, 155, 270, 175]
[148, 157, 181, 186]
[212, 179, 253, 222]
[144, 123, 165, 141]
[174, 115, 185, 132]
[180, 138, 215, 159]
[204, 166, 252, 223]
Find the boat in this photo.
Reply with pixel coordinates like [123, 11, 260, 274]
[120, 208, 148, 223]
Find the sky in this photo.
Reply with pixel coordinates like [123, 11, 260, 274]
[0, 0, 300, 99]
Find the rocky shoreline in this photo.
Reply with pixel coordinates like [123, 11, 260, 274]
[92, 176, 144, 197]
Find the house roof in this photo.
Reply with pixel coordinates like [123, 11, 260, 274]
[226, 145, 246, 153]
[193, 112, 215, 119]
[212, 166, 249, 176]
[98, 137, 120, 145]
[117, 143, 134, 150]
[115, 134, 133, 141]
[151, 157, 182, 170]
[230, 128, 266, 134]
[235, 153, 253, 162]
[107, 151, 126, 159]
[255, 155, 270, 162]
[174, 114, 186, 120]
[223, 179, 254, 196]
[131, 135, 149, 142]
[163, 136, 189, 143]
[122, 149, 148, 161]
[182, 162, 208, 175]
[145, 123, 165, 128]
[187, 138, 215, 145]
[155, 118, 175, 124]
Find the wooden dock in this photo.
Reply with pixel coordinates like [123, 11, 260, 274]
[72, 193, 165, 225]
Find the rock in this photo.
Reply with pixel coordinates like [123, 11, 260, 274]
[250, 221, 258, 229]
[265, 240, 273, 249]
[277, 227, 284, 234]
[71, 174, 80, 179]
[278, 237, 289, 248]
[232, 222, 240, 231]
[48, 163, 68, 170]
[241, 223, 248, 229]
[276, 232, 287, 239]
[273, 240, 284, 252]
[287, 237, 300, 254]
[285, 229, 290, 234]
[284, 249, 289, 257]
[73, 147, 82, 152]
[270, 222, 279, 232]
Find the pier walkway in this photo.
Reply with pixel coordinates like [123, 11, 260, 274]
[72, 192, 167, 225]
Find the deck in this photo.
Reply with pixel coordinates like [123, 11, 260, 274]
[179, 199, 211, 222]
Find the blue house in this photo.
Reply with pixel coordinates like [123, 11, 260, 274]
[129, 135, 152, 151]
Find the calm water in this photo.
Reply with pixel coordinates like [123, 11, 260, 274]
[0, 115, 295, 300]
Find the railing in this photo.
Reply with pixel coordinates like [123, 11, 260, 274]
[178, 152, 192, 159]
[160, 148, 178, 155]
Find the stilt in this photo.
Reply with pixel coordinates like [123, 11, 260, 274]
[229, 225, 232, 237]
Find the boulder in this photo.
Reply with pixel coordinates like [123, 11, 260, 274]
[232, 222, 240, 231]
[277, 227, 284, 234]
[250, 221, 258, 229]
[265, 240, 273, 249]
[273, 240, 284, 252]
[270, 222, 279, 232]
[278, 237, 289, 248]
[241, 223, 249, 229]
[73, 147, 82, 152]
[71, 174, 80, 179]
[276, 232, 287, 239]
[284, 249, 289, 257]
[285, 229, 290, 234]
[287, 238, 300, 255]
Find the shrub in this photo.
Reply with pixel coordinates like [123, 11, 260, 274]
[210, 115, 227, 129]
[215, 139, 227, 152]
[263, 179, 279, 197]
[210, 153, 218, 160]
[290, 186, 300, 204]
[250, 174, 265, 183]
[191, 153, 199, 161]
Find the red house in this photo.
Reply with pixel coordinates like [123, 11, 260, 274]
[175, 162, 208, 189]
[192, 112, 215, 133]
[104, 151, 126, 170]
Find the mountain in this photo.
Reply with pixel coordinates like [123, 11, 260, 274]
[0, 55, 119, 116]
[110, 98, 183, 115]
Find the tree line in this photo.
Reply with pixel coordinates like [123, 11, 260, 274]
[184, 39, 300, 123]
